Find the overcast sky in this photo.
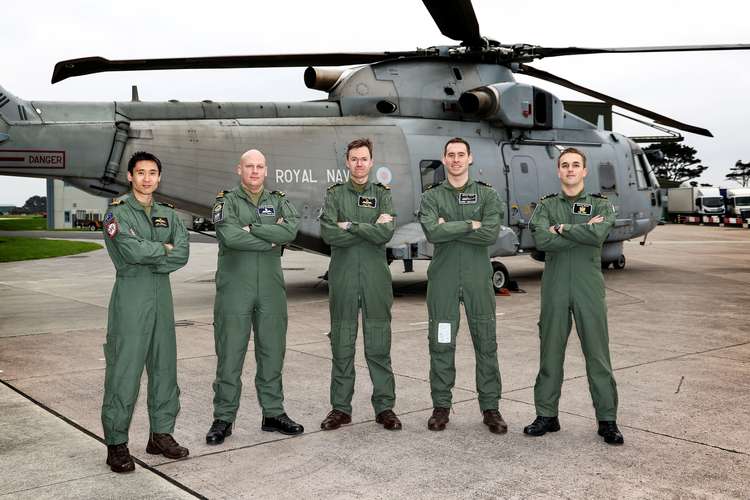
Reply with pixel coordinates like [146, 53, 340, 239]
[2, 0, 748, 205]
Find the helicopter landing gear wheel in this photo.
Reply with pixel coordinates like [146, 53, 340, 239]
[491, 261, 510, 293]
[612, 254, 626, 270]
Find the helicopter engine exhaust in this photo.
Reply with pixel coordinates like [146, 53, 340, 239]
[458, 88, 495, 116]
[459, 82, 559, 129]
[304, 67, 345, 92]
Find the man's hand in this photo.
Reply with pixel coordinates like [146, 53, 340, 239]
[438, 217, 445, 225]
[470, 220, 482, 230]
[337, 221, 351, 230]
[276, 217, 284, 224]
[164, 243, 174, 252]
[242, 225, 251, 232]
[548, 224, 564, 234]
[588, 215, 604, 225]
[376, 213, 393, 224]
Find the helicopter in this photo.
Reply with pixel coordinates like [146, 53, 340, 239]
[1, 0, 749, 291]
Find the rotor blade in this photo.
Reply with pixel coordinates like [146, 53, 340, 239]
[521, 43, 750, 60]
[517, 64, 713, 137]
[422, 0, 482, 45]
[51, 52, 420, 83]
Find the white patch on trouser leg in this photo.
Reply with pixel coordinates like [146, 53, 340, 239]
[438, 322, 452, 343]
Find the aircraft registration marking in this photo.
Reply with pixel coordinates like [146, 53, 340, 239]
[0, 149, 65, 168]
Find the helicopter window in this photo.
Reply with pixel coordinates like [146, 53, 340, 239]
[420, 160, 445, 191]
[453, 68, 463, 81]
[599, 163, 617, 192]
[633, 154, 652, 189]
[520, 162, 529, 174]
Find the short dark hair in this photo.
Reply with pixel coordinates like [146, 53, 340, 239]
[346, 138, 373, 158]
[443, 137, 471, 156]
[557, 147, 586, 169]
[127, 151, 162, 174]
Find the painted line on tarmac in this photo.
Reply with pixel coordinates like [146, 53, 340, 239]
[0, 379, 208, 499]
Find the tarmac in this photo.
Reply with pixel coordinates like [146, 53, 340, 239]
[0, 224, 748, 499]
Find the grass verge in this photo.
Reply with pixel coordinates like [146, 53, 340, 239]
[0, 216, 47, 231]
[0, 236, 102, 262]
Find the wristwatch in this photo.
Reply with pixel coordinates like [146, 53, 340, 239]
[553, 223, 562, 234]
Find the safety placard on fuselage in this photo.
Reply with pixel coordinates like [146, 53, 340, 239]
[0, 149, 65, 169]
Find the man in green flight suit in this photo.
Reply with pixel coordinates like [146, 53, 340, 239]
[319, 137, 402, 431]
[206, 149, 304, 444]
[101, 151, 190, 473]
[419, 137, 507, 434]
[525, 147, 624, 445]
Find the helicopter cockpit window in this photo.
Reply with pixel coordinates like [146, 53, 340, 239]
[598, 163, 617, 193]
[420, 160, 445, 191]
[633, 153, 652, 189]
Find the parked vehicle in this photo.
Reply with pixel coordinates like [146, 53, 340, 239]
[667, 187, 725, 218]
[720, 187, 750, 219]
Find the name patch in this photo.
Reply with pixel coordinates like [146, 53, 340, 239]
[358, 196, 377, 208]
[459, 193, 478, 204]
[573, 202, 592, 215]
[258, 205, 276, 216]
[212, 202, 225, 223]
[152, 217, 169, 228]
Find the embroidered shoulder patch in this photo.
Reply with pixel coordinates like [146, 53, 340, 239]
[375, 182, 391, 190]
[270, 190, 286, 197]
[541, 193, 557, 200]
[104, 212, 119, 239]
[591, 193, 608, 199]
[212, 201, 225, 223]
[109, 199, 123, 206]
[157, 201, 175, 209]
[327, 183, 343, 191]
[476, 180, 492, 188]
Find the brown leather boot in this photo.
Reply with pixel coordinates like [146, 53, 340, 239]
[375, 409, 403, 430]
[146, 433, 189, 459]
[320, 409, 352, 430]
[482, 409, 508, 434]
[427, 407, 450, 431]
[106, 443, 135, 473]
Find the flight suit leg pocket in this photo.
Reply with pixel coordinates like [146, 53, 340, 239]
[363, 320, 391, 356]
[471, 317, 498, 355]
[330, 321, 357, 359]
[428, 320, 457, 353]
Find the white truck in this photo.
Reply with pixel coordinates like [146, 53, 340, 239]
[667, 186, 725, 218]
[721, 187, 750, 218]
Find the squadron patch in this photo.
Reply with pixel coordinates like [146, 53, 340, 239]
[358, 196, 377, 208]
[572, 202, 593, 216]
[258, 205, 276, 216]
[104, 212, 119, 239]
[212, 201, 225, 223]
[458, 193, 478, 204]
[152, 216, 169, 228]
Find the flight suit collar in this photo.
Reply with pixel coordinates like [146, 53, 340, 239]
[233, 183, 267, 206]
[346, 178, 371, 193]
[443, 178, 475, 192]
[124, 193, 154, 213]
[558, 189, 589, 204]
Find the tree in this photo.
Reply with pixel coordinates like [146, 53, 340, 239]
[726, 160, 750, 187]
[22, 195, 46, 213]
[642, 142, 708, 184]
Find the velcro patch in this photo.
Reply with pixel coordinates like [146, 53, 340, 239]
[358, 196, 377, 208]
[459, 193, 478, 204]
[212, 201, 225, 223]
[572, 202, 592, 215]
[152, 216, 169, 228]
[105, 218, 119, 239]
[258, 205, 276, 216]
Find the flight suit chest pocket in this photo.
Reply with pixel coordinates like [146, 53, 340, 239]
[256, 203, 278, 222]
[151, 216, 171, 242]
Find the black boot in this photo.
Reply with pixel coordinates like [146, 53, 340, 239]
[523, 416, 561, 436]
[262, 413, 304, 436]
[206, 419, 233, 445]
[598, 421, 624, 445]
[106, 443, 135, 473]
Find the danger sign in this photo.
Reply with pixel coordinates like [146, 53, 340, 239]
[0, 149, 65, 169]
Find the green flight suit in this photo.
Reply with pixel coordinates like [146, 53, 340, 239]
[320, 179, 396, 415]
[101, 195, 190, 445]
[212, 185, 299, 420]
[418, 179, 503, 411]
[529, 191, 618, 421]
